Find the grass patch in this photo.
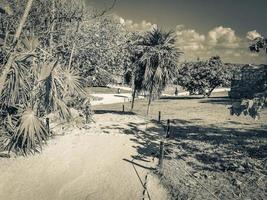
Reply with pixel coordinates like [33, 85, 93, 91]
[93, 92, 267, 199]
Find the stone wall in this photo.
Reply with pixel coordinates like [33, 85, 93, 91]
[229, 64, 267, 99]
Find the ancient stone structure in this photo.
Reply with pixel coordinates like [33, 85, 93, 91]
[229, 64, 267, 99]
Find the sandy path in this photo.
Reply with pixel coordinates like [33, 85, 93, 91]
[0, 114, 167, 200]
[91, 93, 133, 106]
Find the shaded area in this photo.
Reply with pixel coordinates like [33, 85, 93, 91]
[94, 110, 135, 115]
[199, 97, 232, 105]
[160, 96, 203, 100]
[91, 93, 267, 199]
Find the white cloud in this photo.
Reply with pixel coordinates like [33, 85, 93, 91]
[246, 30, 262, 40]
[173, 25, 267, 64]
[175, 25, 205, 51]
[115, 15, 266, 64]
[207, 26, 240, 48]
[117, 16, 157, 32]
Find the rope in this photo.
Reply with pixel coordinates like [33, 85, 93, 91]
[142, 173, 150, 200]
[130, 160, 152, 200]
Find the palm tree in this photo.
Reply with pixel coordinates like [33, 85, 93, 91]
[135, 28, 182, 115]
[0, 0, 34, 96]
[0, 0, 88, 155]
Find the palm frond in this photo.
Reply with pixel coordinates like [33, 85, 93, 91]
[6, 108, 49, 155]
[55, 97, 71, 121]
[0, 0, 13, 15]
[61, 67, 86, 97]
[1, 60, 30, 105]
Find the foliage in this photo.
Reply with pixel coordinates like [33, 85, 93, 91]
[6, 107, 50, 155]
[0, 0, 88, 155]
[230, 94, 266, 119]
[130, 28, 182, 113]
[66, 16, 132, 86]
[177, 56, 232, 97]
[230, 37, 267, 119]
[249, 37, 267, 53]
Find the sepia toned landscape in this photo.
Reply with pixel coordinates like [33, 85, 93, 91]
[0, 0, 266, 200]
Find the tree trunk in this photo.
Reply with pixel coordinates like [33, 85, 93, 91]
[207, 86, 217, 98]
[49, 0, 55, 49]
[131, 87, 136, 111]
[0, 0, 34, 96]
[146, 86, 154, 116]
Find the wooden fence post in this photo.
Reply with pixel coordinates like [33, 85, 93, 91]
[166, 119, 170, 138]
[46, 117, 50, 133]
[158, 111, 161, 123]
[159, 141, 164, 169]
[142, 174, 148, 200]
[85, 105, 90, 124]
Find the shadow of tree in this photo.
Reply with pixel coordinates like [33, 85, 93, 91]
[94, 110, 134, 115]
[199, 97, 232, 105]
[93, 109, 266, 175]
[160, 96, 203, 100]
[167, 120, 267, 173]
[113, 114, 266, 174]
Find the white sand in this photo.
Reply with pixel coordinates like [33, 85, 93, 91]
[90, 93, 133, 106]
[90, 88, 230, 106]
[0, 113, 167, 200]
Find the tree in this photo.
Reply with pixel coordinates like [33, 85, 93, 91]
[0, 0, 34, 97]
[0, 0, 87, 155]
[74, 16, 132, 86]
[124, 32, 145, 110]
[249, 37, 267, 53]
[132, 28, 182, 114]
[177, 56, 232, 97]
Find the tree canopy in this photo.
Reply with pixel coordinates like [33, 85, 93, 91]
[177, 56, 232, 97]
[129, 28, 182, 113]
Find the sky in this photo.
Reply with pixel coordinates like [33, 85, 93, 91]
[85, 0, 267, 64]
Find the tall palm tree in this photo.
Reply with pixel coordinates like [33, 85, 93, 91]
[0, 0, 34, 96]
[136, 28, 182, 115]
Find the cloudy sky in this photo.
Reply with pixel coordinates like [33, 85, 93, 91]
[86, 0, 267, 64]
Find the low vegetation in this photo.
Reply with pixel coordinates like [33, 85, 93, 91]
[93, 92, 267, 200]
[177, 56, 235, 97]
[0, 1, 266, 199]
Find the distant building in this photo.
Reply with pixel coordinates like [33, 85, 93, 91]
[229, 64, 267, 99]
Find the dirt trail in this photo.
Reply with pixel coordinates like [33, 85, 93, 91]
[0, 113, 167, 200]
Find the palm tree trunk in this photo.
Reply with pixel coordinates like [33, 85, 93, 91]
[0, 0, 34, 96]
[146, 86, 154, 116]
[50, 0, 55, 48]
[131, 87, 136, 111]
[206, 85, 217, 98]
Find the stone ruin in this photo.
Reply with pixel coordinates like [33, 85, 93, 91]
[229, 64, 267, 99]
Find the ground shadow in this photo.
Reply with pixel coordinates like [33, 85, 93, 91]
[160, 96, 203, 100]
[167, 120, 267, 172]
[94, 110, 135, 115]
[119, 115, 266, 174]
[93, 109, 266, 174]
[199, 97, 232, 105]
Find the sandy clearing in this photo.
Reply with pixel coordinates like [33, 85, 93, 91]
[90, 93, 133, 106]
[90, 88, 231, 106]
[0, 113, 167, 200]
